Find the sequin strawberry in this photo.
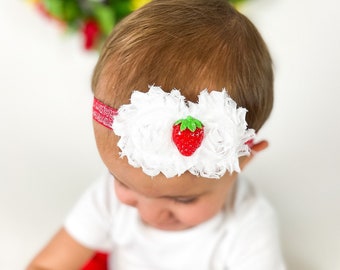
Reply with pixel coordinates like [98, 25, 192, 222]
[172, 116, 204, 156]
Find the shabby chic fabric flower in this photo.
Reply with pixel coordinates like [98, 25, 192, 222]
[112, 86, 255, 178]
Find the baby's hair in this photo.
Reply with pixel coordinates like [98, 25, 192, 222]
[92, 0, 273, 131]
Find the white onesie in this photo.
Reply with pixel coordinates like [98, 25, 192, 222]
[65, 172, 285, 270]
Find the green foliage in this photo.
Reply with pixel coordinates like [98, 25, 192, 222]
[41, 0, 126, 29]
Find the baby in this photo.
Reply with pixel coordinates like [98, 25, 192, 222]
[28, 0, 285, 269]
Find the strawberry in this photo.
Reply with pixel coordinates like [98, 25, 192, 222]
[172, 116, 204, 156]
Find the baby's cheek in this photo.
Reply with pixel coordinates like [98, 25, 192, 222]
[176, 203, 221, 227]
[114, 182, 137, 207]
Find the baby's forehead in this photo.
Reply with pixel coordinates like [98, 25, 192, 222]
[114, 166, 227, 198]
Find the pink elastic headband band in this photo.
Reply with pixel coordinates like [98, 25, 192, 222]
[93, 97, 118, 129]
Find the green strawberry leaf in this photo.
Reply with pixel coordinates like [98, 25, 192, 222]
[175, 116, 203, 132]
[187, 120, 196, 132]
[175, 119, 183, 126]
[193, 119, 203, 129]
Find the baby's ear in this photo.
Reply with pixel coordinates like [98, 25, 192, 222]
[239, 140, 269, 170]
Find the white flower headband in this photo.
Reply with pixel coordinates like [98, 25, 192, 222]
[93, 86, 255, 179]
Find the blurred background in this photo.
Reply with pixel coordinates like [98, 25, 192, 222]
[0, 0, 339, 269]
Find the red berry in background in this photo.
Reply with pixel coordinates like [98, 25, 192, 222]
[172, 116, 204, 156]
[82, 20, 100, 50]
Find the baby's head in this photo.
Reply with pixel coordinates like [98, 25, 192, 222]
[91, 0, 273, 230]
[92, 0, 273, 131]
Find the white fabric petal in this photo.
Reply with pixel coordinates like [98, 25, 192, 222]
[112, 86, 255, 179]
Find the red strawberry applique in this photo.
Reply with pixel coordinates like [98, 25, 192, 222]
[172, 116, 204, 156]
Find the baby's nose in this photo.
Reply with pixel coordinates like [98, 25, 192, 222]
[137, 198, 174, 225]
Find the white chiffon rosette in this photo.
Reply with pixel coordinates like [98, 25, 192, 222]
[112, 86, 255, 178]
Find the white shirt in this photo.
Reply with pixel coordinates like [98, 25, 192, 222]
[65, 172, 285, 270]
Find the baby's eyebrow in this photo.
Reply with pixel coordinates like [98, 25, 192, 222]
[159, 192, 205, 200]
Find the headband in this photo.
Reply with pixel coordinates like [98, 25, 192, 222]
[93, 97, 118, 129]
[93, 86, 255, 179]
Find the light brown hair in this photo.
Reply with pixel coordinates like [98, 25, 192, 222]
[92, 0, 273, 131]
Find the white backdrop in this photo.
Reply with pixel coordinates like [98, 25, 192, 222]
[1, 0, 339, 269]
